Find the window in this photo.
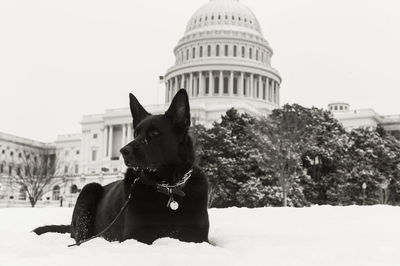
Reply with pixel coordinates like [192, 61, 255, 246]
[216, 45, 220, 56]
[249, 48, 252, 59]
[18, 153, 22, 158]
[17, 167, 21, 176]
[205, 77, 210, 94]
[10, 151, 13, 157]
[263, 82, 266, 100]
[192, 47, 195, 59]
[199, 46, 203, 57]
[92, 150, 97, 161]
[334, 106, 338, 110]
[241, 46, 245, 58]
[186, 49, 189, 60]
[75, 164, 79, 174]
[256, 50, 259, 61]
[214, 77, 219, 93]
[64, 165, 68, 174]
[233, 45, 237, 57]
[0, 163, 3, 173]
[207, 45, 211, 56]
[233, 77, 238, 94]
[243, 78, 247, 96]
[9, 165, 12, 175]
[76, 150, 80, 155]
[261, 52, 264, 62]
[70, 184, 78, 194]
[340, 106, 343, 110]
[52, 185, 60, 201]
[224, 45, 228, 56]
[256, 80, 259, 97]
[19, 187, 26, 200]
[223, 77, 229, 94]
[93, 133, 98, 139]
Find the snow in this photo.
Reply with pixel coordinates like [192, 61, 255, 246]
[1, 206, 400, 266]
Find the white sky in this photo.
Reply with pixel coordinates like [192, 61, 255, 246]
[1, 0, 399, 142]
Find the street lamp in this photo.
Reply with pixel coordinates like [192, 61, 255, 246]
[362, 182, 367, 205]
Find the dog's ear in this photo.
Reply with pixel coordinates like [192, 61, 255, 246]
[165, 89, 190, 129]
[129, 93, 150, 128]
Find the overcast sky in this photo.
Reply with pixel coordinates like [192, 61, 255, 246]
[1, 0, 399, 142]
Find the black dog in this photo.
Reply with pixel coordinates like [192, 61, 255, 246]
[34, 89, 209, 245]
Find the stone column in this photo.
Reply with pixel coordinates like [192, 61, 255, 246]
[199, 71, 203, 96]
[229, 71, 234, 96]
[189, 73, 193, 96]
[219, 71, 223, 96]
[250, 74, 254, 98]
[258, 75, 262, 99]
[174, 76, 179, 96]
[127, 123, 132, 143]
[108, 125, 113, 158]
[239, 72, 244, 96]
[208, 71, 212, 95]
[103, 126, 108, 157]
[121, 124, 126, 148]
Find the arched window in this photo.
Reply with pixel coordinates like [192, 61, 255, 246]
[233, 45, 237, 57]
[199, 46, 203, 57]
[241, 46, 245, 58]
[249, 48, 252, 59]
[216, 45, 220, 56]
[192, 47, 196, 59]
[207, 45, 211, 56]
[70, 184, 78, 194]
[52, 185, 60, 201]
[224, 45, 228, 56]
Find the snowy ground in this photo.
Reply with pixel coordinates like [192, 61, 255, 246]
[1, 206, 399, 266]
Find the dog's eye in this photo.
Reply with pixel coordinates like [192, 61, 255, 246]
[147, 130, 160, 139]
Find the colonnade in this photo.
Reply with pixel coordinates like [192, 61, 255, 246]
[103, 123, 133, 158]
[165, 70, 280, 104]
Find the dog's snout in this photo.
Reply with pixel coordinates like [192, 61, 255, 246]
[120, 145, 132, 158]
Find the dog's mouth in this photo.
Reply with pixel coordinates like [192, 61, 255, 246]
[126, 163, 157, 173]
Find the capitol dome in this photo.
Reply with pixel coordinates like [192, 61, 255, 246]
[164, 0, 282, 125]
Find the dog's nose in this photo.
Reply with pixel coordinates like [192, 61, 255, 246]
[120, 146, 132, 158]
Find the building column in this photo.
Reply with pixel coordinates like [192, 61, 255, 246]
[258, 75, 262, 99]
[127, 123, 132, 143]
[277, 83, 280, 106]
[103, 126, 108, 157]
[174, 76, 179, 96]
[108, 125, 113, 158]
[121, 124, 126, 148]
[199, 71, 203, 96]
[229, 71, 234, 96]
[189, 73, 193, 96]
[219, 71, 223, 96]
[239, 72, 244, 96]
[208, 71, 212, 95]
[250, 74, 254, 98]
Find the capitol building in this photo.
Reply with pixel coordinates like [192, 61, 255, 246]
[1, 0, 400, 207]
[0, 0, 283, 206]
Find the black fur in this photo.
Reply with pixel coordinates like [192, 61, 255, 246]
[34, 89, 209, 244]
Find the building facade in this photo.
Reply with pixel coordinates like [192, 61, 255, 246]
[1, 0, 284, 206]
[329, 102, 400, 139]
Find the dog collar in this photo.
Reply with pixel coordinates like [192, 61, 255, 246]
[140, 169, 193, 210]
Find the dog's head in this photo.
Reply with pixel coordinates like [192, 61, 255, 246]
[120, 89, 194, 182]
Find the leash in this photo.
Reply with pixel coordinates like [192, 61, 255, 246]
[68, 178, 139, 247]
